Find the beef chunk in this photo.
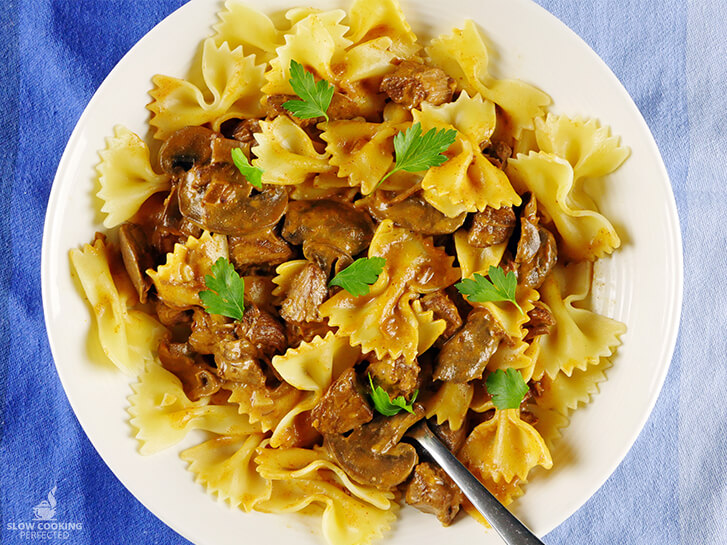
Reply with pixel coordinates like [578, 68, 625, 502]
[380, 61, 455, 109]
[367, 356, 420, 398]
[213, 338, 267, 383]
[155, 300, 192, 328]
[482, 140, 513, 169]
[429, 419, 468, 454]
[229, 228, 294, 273]
[515, 196, 557, 289]
[433, 310, 503, 383]
[188, 309, 236, 355]
[264, 94, 304, 122]
[468, 206, 517, 248]
[158, 341, 220, 401]
[243, 275, 278, 315]
[285, 320, 334, 347]
[326, 92, 358, 121]
[311, 368, 374, 435]
[419, 291, 462, 342]
[230, 118, 261, 146]
[236, 304, 288, 358]
[405, 462, 463, 526]
[265, 92, 357, 126]
[280, 262, 329, 323]
[524, 300, 556, 342]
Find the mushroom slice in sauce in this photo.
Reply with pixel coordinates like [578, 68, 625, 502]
[118, 223, 154, 303]
[515, 195, 558, 289]
[158, 126, 216, 175]
[325, 406, 423, 490]
[178, 163, 288, 236]
[358, 191, 466, 235]
[433, 309, 503, 383]
[281, 200, 375, 275]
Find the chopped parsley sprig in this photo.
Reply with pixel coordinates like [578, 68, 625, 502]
[283, 60, 335, 122]
[231, 148, 263, 189]
[456, 265, 523, 314]
[328, 257, 385, 297]
[486, 368, 529, 410]
[371, 122, 457, 192]
[368, 375, 418, 416]
[199, 258, 245, 321]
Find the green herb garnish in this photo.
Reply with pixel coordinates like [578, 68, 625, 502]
[199, 257, 245, 321]
[368, 375, 418, 416]
[328, 256, 385, 297]
[486, 368, 529, 410]
[455, 265, 523, 314]
[372, 122, 457, 192]
[283, 60, 335, 122]
[231, 148, 263, 189]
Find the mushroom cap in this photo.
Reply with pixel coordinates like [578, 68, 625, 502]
[281, 199, 375, 274]
[159, 126, 216, 175]
[178, 163, 288, 236]
[325, 405, 423, 489]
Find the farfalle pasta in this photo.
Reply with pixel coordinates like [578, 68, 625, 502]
[69, 0, 630, 543]
[149, 38, 265, 139]
[96, 126, 170, 229]
[181, 433, 272, 511]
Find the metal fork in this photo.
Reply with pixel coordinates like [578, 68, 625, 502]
[405, 420, 546, 545]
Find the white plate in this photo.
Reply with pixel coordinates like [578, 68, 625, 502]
[41, 0, 683, 543]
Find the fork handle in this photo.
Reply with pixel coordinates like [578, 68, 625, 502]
[408, 422, 546, 545]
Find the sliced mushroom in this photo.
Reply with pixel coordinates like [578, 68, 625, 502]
[158, 340, 220, 401]
[118, 223, 155, 303]
[140, 186, 202, 255]
[325, 406, 423, 489]
[358, 191, 466, 235]
[229, 227, 294, 273]
[158, 126, 216, 175]
[515, 195, 557, 289]
[178, 163, 288, 236]
[433, 309, 503, 383]
[281, 200, 375, 274]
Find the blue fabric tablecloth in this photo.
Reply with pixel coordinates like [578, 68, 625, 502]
[1, 0, 724, 543]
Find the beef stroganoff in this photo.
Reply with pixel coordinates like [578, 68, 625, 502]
[69, 0, 628, 543]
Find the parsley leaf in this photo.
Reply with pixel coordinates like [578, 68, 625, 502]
[231, 148, 263, 189]
[372, 122, 457, 191]
[283, 60, 335, 122]
[455, 265, 523, 314]
[328, 256, 386, 297]
[486, 368, 529, 410]
[368, 375, 418, 416]
[199, 257, 245, 321]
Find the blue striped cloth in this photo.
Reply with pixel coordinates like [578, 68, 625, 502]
[1, 1, 723, 543]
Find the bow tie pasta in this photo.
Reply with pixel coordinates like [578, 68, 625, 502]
[69, 0, 630, 543]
